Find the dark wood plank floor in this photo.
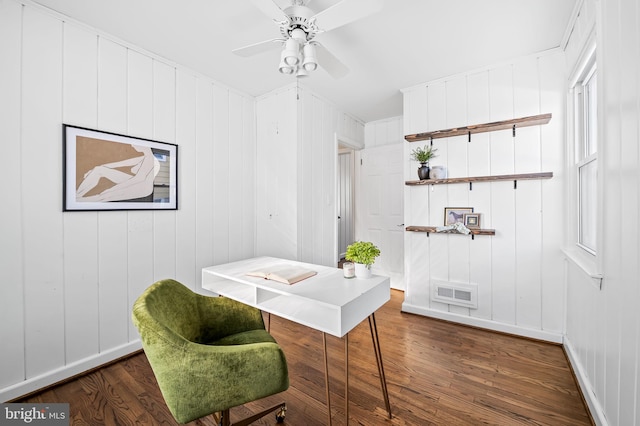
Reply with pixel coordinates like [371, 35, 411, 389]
[18, 290, 592, 425]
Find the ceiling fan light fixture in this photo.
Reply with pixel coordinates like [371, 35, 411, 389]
[279, 63, 295, 74]
[279, 51, 295, 74]
[296, 66, 309, 78]
[290, 28, 307, 42]
[242, 0, 376, 79]
[283, 38, 300, 66]
[302, 43, 317, 71]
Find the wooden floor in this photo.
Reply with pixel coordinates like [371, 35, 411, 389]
[18, 290, 592, 425]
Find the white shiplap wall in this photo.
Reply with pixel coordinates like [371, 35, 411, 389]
[256, 84, 364, 267]
[0, 0, 256, 400]
[364, 116, 404, 148]
[401, 50, 566, 342]
[563, 0, 640, 424]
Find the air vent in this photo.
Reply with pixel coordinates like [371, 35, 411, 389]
[431, 280, 478, 308]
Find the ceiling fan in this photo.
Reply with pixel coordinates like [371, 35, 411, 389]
[233, 0, 383, 79]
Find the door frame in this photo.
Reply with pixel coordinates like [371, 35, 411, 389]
[335, 134, 363, 263]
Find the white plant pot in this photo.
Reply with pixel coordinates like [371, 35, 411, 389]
[354, 263, 372, 279]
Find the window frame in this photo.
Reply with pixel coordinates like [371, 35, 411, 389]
[564, 34, 603, 288]
[574, 62, 598, 255]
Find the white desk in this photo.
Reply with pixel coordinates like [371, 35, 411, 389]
[202, 256, 392, 424]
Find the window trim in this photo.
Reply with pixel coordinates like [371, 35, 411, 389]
[571, 39, 598, 251]
[565, 34, 602, 287]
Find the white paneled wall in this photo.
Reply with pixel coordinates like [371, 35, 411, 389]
[0, 0, 256, 400]
[401, 50, 566, 342]
[563, 0, 640, 424]
[364, 116, 404, 148]
[256, 85, 364, 267]
[256, 87, 298, 261]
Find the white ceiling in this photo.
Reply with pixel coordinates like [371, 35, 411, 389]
[30, 0, 576, 123]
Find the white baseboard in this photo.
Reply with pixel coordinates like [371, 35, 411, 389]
[401, 302, 564, 343]
[1, 341, 142, 402]
[563, 337, 608, 426]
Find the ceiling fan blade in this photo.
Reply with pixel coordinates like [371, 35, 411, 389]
[232, 38, 283, 57]
[312, 0, 383, 32]
[251, 0, 288, 21]
[314, 43, 349, 79]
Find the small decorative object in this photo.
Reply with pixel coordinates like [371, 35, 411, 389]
[463, 213, 481, 229]
[429, 165, 447, 179]
[444, 207, 474, 226]
[435, 222, 471, 235]
[342, 262, 355, 279]
[410, 145, 438, 180]
[345, 241, 381, 279]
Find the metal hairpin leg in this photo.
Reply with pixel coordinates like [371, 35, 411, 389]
[345, 333, 349, 424]
[323, 333, 350, 425]
[369, 313, 392, 418]
[323, 315, 390, 426]
[322, 333, 332, 426]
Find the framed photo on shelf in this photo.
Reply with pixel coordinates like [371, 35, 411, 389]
[463, 213, 481, 229]
[63, 124, 178, 211]
[444, 207, 474, 225]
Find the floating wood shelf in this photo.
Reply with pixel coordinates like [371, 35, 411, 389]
[405, 115, 552, 240]
[405, 226, 496, 236]
[405, 172, 553, 186]
[405, 113, 552, 143]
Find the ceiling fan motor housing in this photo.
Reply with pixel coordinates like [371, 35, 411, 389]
[280, 5, 319, 42]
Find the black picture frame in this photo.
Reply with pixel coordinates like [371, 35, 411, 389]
[63, 124, 178, 211]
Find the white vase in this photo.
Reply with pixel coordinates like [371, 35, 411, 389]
[430, 165, 447, 179]
[354, 263, 372, 279]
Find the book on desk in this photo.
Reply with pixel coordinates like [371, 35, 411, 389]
[245, 266, 317, 285]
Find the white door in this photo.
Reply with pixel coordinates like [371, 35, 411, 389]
[355, 144, 405, 290]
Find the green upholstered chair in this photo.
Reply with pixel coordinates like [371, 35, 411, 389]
[132, 279, 289, 425]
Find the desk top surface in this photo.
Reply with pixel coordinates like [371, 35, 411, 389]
[202, 257, 390, 336]
[202, 256, 390, 309]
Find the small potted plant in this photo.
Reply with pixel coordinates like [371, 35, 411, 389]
[345, 241, 381, 279]
[410, 145, 438, 180]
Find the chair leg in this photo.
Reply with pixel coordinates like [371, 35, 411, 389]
[219, 409, 230, 426]
[223, 402, 286, 426]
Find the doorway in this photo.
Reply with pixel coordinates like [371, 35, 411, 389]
[337, 148, 354, 260]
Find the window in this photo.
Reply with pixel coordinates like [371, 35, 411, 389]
[574, 62, 597, 254]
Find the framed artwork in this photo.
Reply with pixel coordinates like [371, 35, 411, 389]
[63, 124, 178, 211]
[463, 213, 481, 229]
[444, 207, 474, 225]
